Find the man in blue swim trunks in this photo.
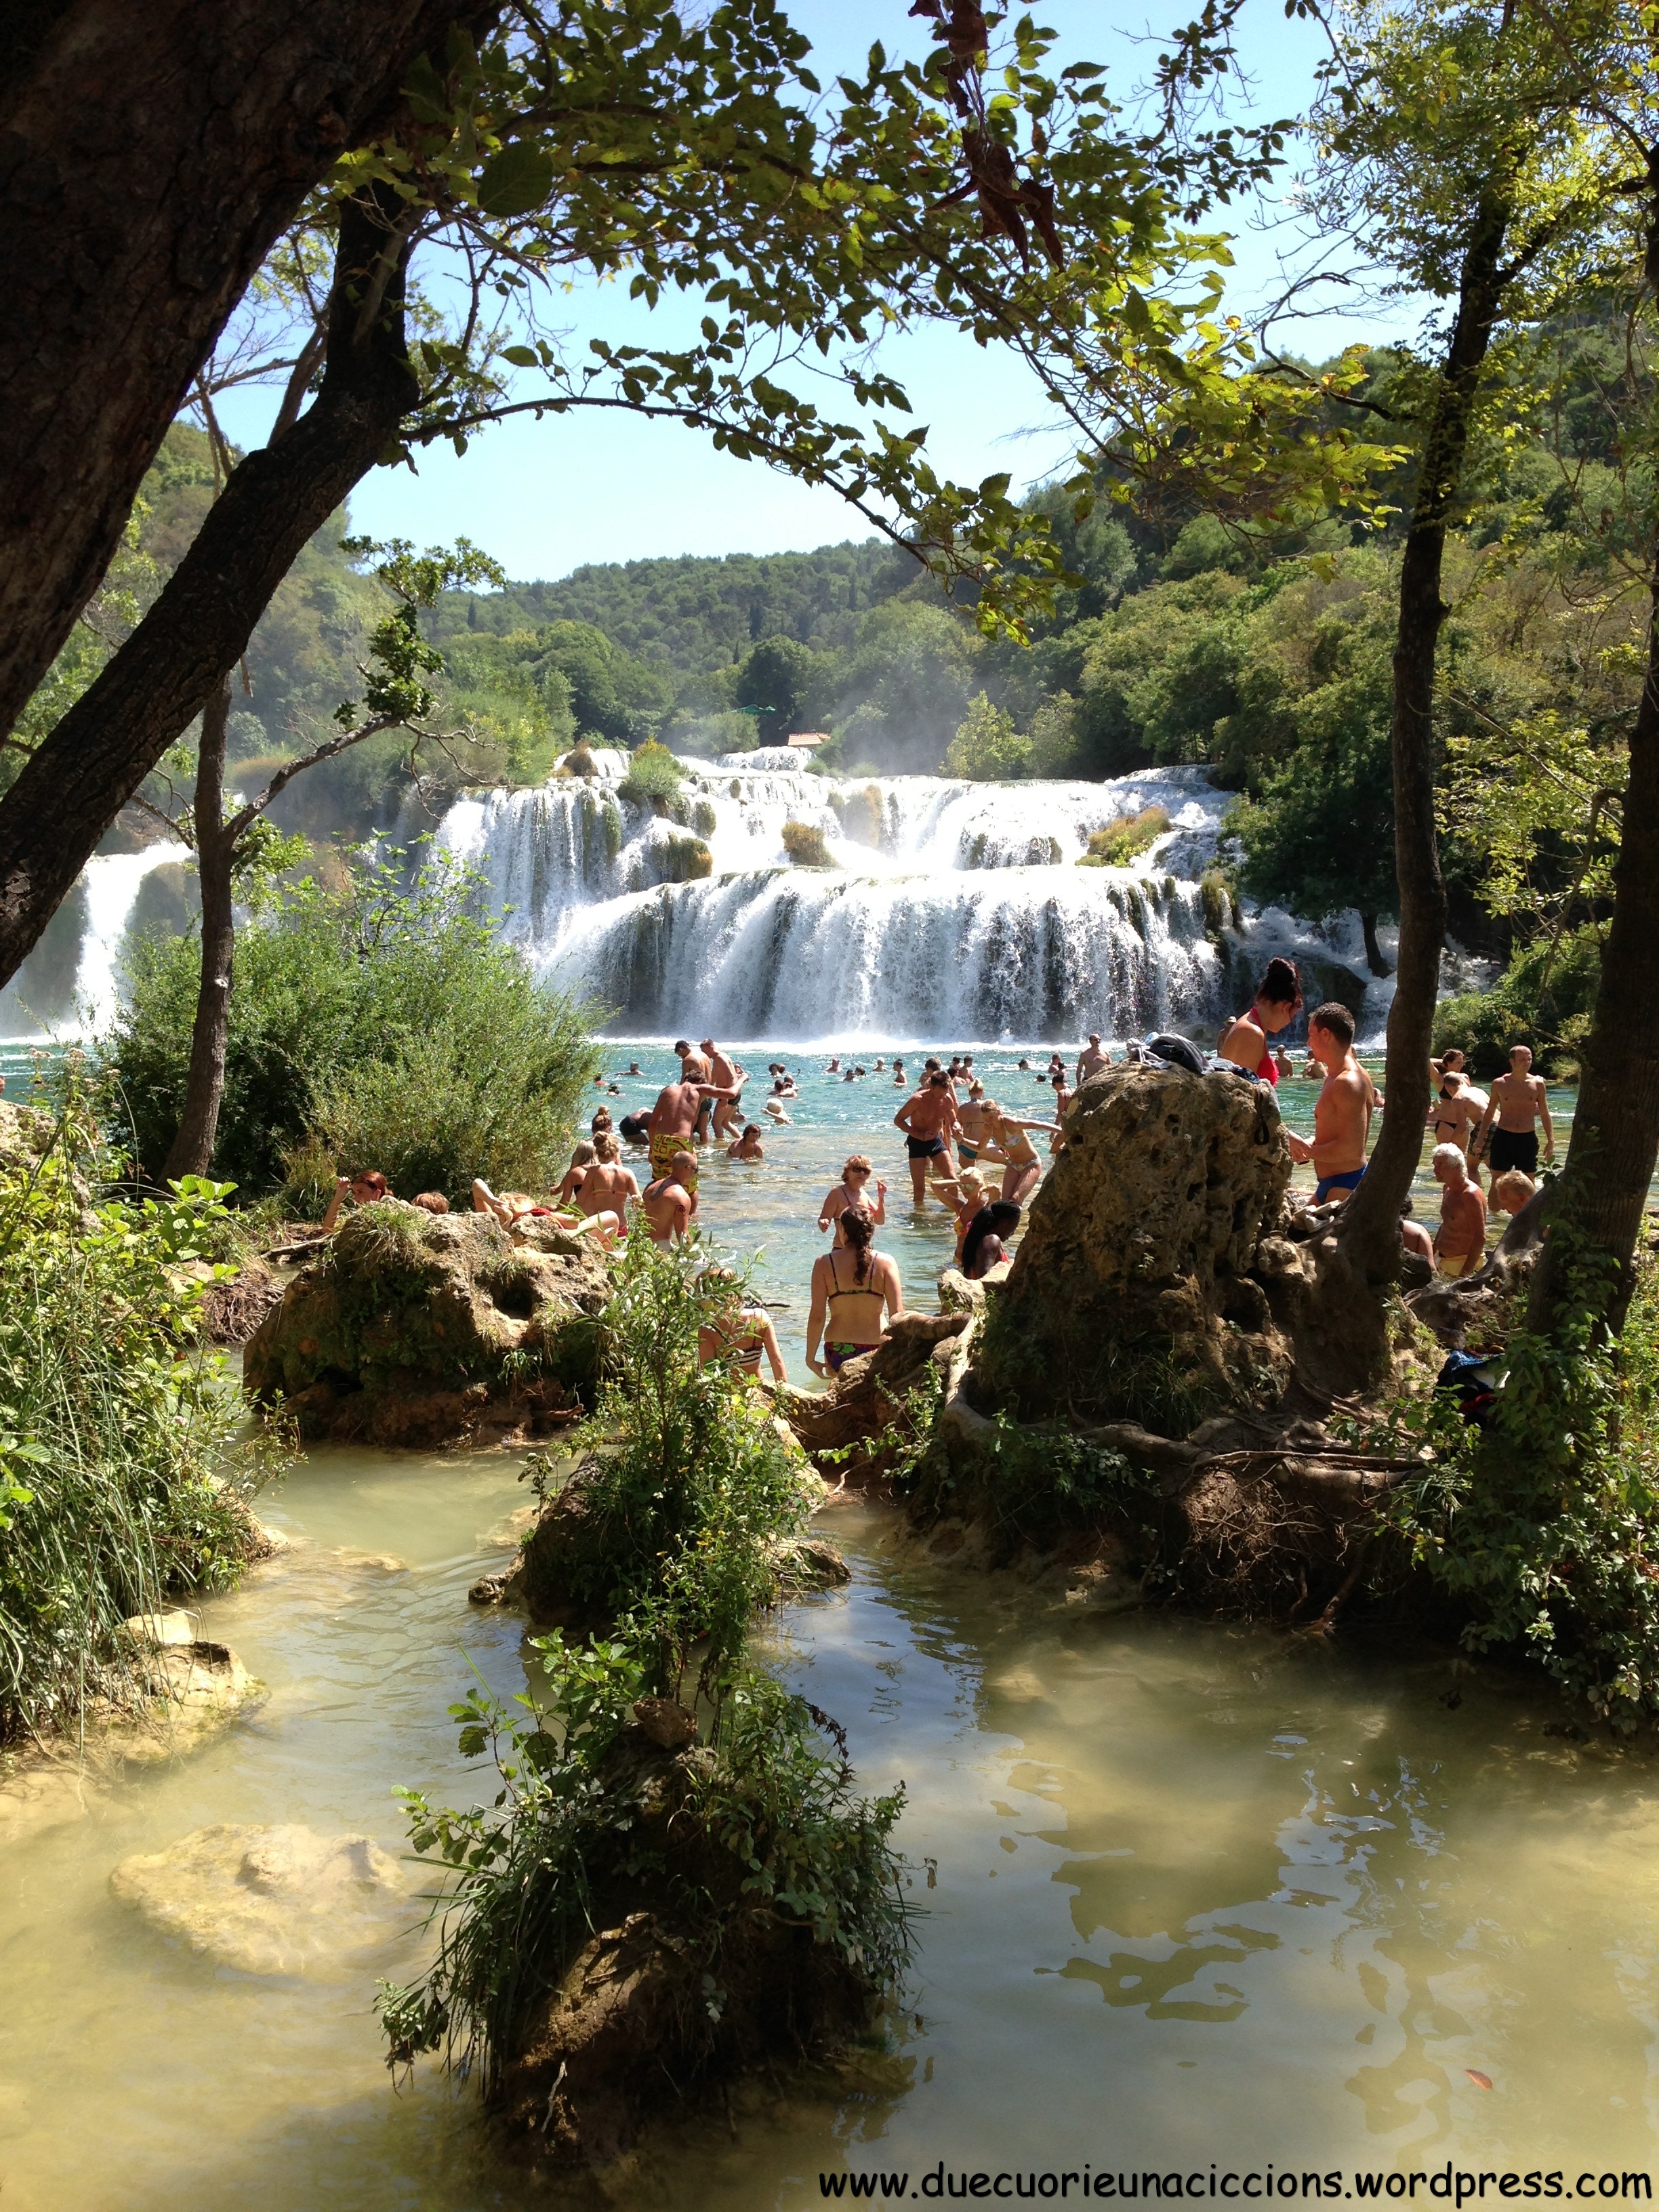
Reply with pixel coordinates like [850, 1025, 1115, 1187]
[1285, 1000, 1378, 1204]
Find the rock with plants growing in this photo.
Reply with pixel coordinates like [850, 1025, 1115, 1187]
[243, 1202, 609, 1449]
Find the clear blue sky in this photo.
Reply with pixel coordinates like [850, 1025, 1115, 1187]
[222, 0, 1408, 583]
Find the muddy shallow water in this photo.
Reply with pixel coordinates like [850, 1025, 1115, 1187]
[4, 1455, 1659, 2209]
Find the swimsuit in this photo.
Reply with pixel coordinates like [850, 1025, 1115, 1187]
[1315, 1164, 1366, 1204]
[1226, 1008, 1277, 1084]
[1438, 1250, 1478, 1280]
[823, 1250, 884, 1370]
[906, 1134, 947, 1160]
[1488, 1129, 1538, 1176]
[649, 1130, 699, 1191]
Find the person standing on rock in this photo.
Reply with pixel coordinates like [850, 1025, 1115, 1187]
[1216, 958, 1303, 1088]
[893, 1069, 962, 1206]
[1469, 1043, 1555, 1182]
[648, 1054, 739, 1195]
[1076, 1033, 1110, 1085]
[805, 1208, 903, 1376]
[1284, 1002, 1378, 1204]
[640, 1152, 698, 1244]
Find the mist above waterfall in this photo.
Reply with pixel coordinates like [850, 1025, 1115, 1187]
[434, 754, 1370, 1045]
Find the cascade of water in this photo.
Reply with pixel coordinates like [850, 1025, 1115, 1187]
[431, 755, 1279, 1042]
[0, 843, 190, 1041]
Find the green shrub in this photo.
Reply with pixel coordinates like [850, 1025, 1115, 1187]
[659, 832, 713, 883]
[1432, 924, 1599, 1079]
[1076, 806, 1170, 868]
[1199, 867, 1231, 937]
[0, 1096, 280, 1741]
[780, 819, 832, 867]
[616, 739, 683, 806]
[110, 846, 600, 1202]
[690, 798, 717, 838]
[945, 691, 1031, 780]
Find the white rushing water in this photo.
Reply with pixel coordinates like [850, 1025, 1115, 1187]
[434, 750, 1384, 1044]
[0, 842, 190, 1041]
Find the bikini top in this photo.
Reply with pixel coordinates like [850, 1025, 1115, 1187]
[825, 1249, 884, 1310]
[1233, 1008, 1278, 1086]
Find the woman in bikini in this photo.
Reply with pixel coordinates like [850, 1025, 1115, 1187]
[1216, 957, 1303, 1086]
[806, 1208, 903, 1377]
[697, 1269, 786, 1383]
[975, 1099, 1061, 1208]
[955, 1080, 989, 1169]
[817, 1154, 887, 1242]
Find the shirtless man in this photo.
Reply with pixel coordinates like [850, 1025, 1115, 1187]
[576, 1131, 639, 1244]
[648, 1053, 739, 1195]
[640, 1152, 697, 1244]
[1076, 1033, 1109, 1086]
[893, 1069, 961, 1206]
[1471, 1044, 1555, 1181]
[1432, 1141, 1488, 1278]
[699, 1037, 747, 1141]
[727, 1124, 766, 1161]
[1284, 1001, 1378, 1203]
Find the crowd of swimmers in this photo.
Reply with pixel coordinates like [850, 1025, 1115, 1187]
[318, 990, 1558, 1387]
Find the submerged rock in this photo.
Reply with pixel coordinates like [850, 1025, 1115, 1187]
[973, 1061, 1293, 1429]
[243, 1202, 609, 1447]
[109, 1822, 405, 1976]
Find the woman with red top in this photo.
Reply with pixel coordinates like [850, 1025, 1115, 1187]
[1216, 958, 1303, 1086]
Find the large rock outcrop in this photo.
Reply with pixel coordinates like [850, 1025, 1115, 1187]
[243, 1202, 609, 1448]
[973, 1062, 1294, 1430]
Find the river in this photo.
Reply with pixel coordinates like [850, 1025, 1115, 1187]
[0, 1059, 1636, 2209]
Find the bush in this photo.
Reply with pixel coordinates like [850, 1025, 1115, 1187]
[659, 831, 713, 883]
[0, 1093, 279, 1741]
[110, 846, 601, 1204]
[945, 691, 1031, 781]
[616, 738, 684, 806]
[1077, 806, 1170, 868]
[1433, 924, 1599, 1079]
[780, 819, 832, 867]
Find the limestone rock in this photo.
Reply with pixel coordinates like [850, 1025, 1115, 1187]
[109, 1822, 405, 1976]
[119, 1639, 262, 1760]
[119, 1609, 198, 1649]
[632, 1696, 697, 1750]
[972, 1062, 1293, 1429]
[243, 1200, 609, 1447]
[781, 1311, 969, 1481]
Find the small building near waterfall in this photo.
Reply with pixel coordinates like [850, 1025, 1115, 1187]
[783, 731, 830, 750]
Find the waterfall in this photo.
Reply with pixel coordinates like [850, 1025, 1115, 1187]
[0, 843, 191, 1042]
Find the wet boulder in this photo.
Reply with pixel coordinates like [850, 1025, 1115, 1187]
[110, 1822, 405, 1976]
[243, 1202, 609, 1448]
[972, 1061, 1294, 1430]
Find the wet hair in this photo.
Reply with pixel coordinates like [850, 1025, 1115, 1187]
[962, 1200, 1021, 1278]
[1256, 957, 1303, 1010]
[840, 1202, 876, 1284]
[843, 1153, 872, 1176]
[350, 1170, 388, 1197]
[594, 1132, 620, 1162]
[411, 1191, 449, 1214]
[1431, 1142, 1468, 1175]
[1308, 1000, 1355, 1050]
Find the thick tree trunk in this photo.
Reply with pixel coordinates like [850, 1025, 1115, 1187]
[162, 678, 234, 1183]
[1527, 571, 1659, 1339]
[1360, 913, 1391, 978]
[1296, 198, 1513, 1397]
[0, 187, 419, 990]
[0, 0, 475, 746]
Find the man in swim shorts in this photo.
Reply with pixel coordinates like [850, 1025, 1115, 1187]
[647, 1052, 739, 1195]
[1076, 1033, 1109, 1085]
[1470, 1044, 1554, 1179]
[1432, 1141, 1488, 1277]
[1285, 1001, 1378, 1204]
[699, 1038, 747, 1141]
[893, 1069, 961, 1208]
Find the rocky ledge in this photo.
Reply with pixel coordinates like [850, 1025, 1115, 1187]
[243, 1202, 609, 1448]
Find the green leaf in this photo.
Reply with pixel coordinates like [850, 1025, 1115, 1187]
[477, 143, 556, 220]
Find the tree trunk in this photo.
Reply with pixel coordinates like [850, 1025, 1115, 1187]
[1295, 197, 1513, 1397]
[162, 677, 234, 1183]
[0, 0, 475, 747]
[1360, 914, 1391, 978]
[1527, 569, 1659, 1339]
[0, 186, 419, 990]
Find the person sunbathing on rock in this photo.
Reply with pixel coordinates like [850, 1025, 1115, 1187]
[320, 1168, 389, 1232]
[640, 1152, 698, 1244]
[697, 1268, 786, 1384]
[806, 1206, 902, 1376]
[470, 1179, 590, 1235]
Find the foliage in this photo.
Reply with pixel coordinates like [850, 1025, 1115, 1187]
[909, 1405, 1145, 1553]
[1078, 806, 1170, 867]
[779, 820, 832, 867]
[945, 693, 1031, 781]
[0, 1087, 280, 1741]
[108, 844, 599, 1202]
[734, 636, 830, 744]
[617, 739, 684, 806]
[1381, 1240, 1659, 1732]
[1433, 925, 1601, 1078]
[520, 1238, 812, 1687]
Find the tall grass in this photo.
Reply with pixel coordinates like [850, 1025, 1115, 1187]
[0, 1092, 277, 1742]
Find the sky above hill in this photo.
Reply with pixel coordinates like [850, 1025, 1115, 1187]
[220, 0, 1419, 582]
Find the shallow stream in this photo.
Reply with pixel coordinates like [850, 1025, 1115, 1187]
[0, 1054, 1629, 2209]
